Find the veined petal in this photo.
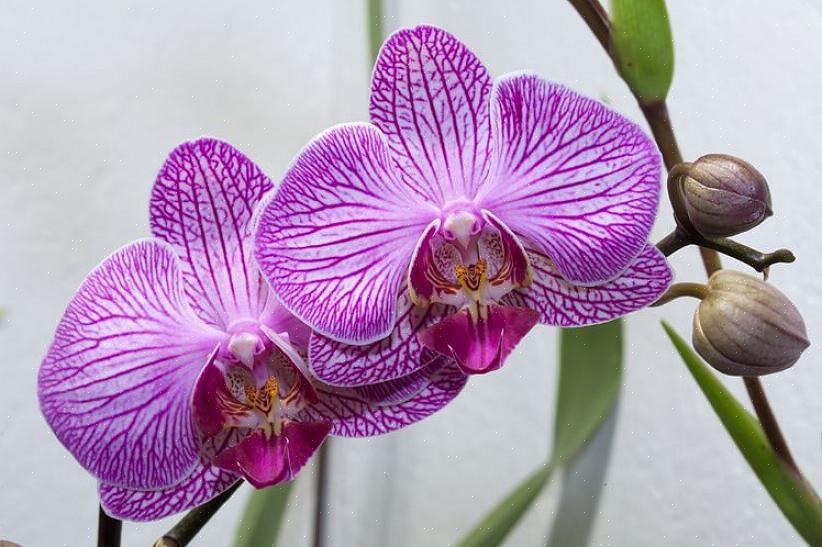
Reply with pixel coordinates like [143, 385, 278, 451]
[255, 123, 434, 344]
[300, 359, 467, 437]
[481, 74, 661, 285]
[503, 244, 672, 326]
[150, 137, 274, 328]
[99, 462, 239, 522]
[308, 292, 454, 386]
[38, 240, 222, 489]
[418, 305, 539, 375]
[212, 422, 330, 489]
[370, 25, 493, 204]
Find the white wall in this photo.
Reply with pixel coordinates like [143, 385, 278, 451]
[2, 1, 821, 545]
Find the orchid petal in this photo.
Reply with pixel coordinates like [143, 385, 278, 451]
[482, 74, 661, 285]
[300, 359, 467, 437]
[308, 292, 454, 386]
[370, 25, 493, 203]
[150, 137, 274, 328]
[99, 462, 239, 522]
[418, 305, 540, 375]
[212, 423, 330, 489]
[38, 240, 222, 489]
[255, 123, 433, 344]
[503, 244, 672, 326]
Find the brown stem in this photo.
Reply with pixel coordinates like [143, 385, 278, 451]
[154, 482, 243, 547]
[566, 0, 611, 51]
[566, 0, 802, 483]
[743, 377, 798, 473]
[97, 506, 122, 547]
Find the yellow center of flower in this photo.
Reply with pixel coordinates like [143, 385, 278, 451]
[455, 259, 487, 298]
[244, 377, 282, 437]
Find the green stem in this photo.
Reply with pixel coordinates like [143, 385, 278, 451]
[97, 505, 122, 547]
[697, 237, 795, 273]
[652, 282, 708, 307]
[153, 482, 243, 547]
[366, 0, 383, 63]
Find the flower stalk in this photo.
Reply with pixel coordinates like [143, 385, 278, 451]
[566, 0, 808, 503]
[97, 505, 121, 547]
[652, 282, 708, 307]
[153, 482, 243, 547]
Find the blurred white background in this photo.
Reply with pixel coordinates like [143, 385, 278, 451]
[2, 1, 821, 545]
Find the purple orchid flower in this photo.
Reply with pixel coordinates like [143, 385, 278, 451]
[38, 138, 465, 521]
[254, 25, 673, 380]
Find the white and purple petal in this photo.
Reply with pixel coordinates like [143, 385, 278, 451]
[370, 25, 493, 204]
[481, 74, 661, 285]
[38, 240, 222, 490]
[503, 244, 672, 326]
[300, 359, 467, 437]
[99, 462, 239, 522]
[308, 292, 453, 386]
[255, 123, 434, 344]
[150, 137, 274, 328]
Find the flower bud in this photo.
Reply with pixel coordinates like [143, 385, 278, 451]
[692, 271, 809, 376]
[682, 154, 773, 237]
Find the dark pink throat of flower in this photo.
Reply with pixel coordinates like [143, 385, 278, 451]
[194, 332, 329, 489]
[410, 209, 540, 375]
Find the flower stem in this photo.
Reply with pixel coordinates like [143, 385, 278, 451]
[656, 228, 795, 272]
[366, 0, 383, 63]
[312, 442, 331, 547]
[652, 282, 708, 307]
[97, 505, 122, 547]
[567, 0, 805, 496]
[153, 481, 243, 547]
[697, 237, 795, 273]
[743, 377, 798, 474]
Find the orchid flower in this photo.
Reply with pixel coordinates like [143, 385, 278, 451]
[38, 138, 465, 521]
[254, 25, 673, 380]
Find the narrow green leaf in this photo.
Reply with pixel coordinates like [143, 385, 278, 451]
[611, 0, 674, 102]
[454, 320, 623, 547]
[453, 462, 557, 547]
[554, 320, 623, 464]
[233, 481, 294, 547]
[662, 321, 822, 545]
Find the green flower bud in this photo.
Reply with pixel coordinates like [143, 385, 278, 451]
[693, 271, 809, 376]
[682, 154, 773, 237]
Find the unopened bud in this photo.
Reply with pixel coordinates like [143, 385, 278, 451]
[682, 154, 773, 237]
[692, 271, 809, 376]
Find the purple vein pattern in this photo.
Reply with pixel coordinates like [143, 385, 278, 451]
[480, 75, 660, 285]
[39, 240, 221, 490]
[39, 137, 465, 522]
[255, 25, 672, 379]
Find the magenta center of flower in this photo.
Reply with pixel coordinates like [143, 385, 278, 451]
[409, 209, 532, 318]
[219, 350, 311, 439]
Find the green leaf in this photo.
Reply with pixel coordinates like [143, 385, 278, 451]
[611, 0, 675, 102]
[554, 320, 623, 464]
[233, 481, 294, 547]
[662, 321, 822, 545]
[454, 320, 623, 547]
